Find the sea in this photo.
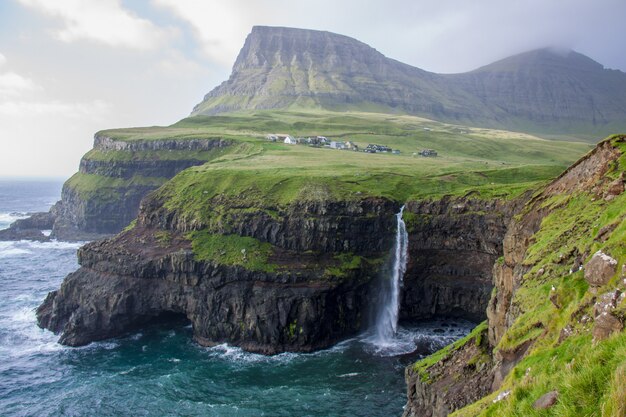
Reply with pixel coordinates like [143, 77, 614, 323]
[0, 178, 473, 417]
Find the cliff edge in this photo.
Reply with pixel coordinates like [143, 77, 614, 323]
[404, 135, 626, 416]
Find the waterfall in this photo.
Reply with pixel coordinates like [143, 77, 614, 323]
[373, 205, 409, 345]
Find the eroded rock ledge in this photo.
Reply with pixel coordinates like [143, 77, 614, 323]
[37, 186, 517, 355]
[37, 196, 399, 353]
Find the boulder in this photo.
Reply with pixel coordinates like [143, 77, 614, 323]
[593, 312, 624, 341]
[584, 251, 617, 288]
[533, 390, 558, 409]
[604, 172, 624, 201]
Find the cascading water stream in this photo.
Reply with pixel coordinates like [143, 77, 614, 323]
[373, 205, 409, 346]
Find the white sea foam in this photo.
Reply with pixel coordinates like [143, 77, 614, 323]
[0, 307, 64, 358]
[26, 240, 85, 250]
[0, 211, 28, 226]
[0, 247, 32, 258]
[206, 343, 302, 364]
[0, 239, 83, 259]
[361, 320, 473, 357]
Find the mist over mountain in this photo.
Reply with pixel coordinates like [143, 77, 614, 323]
[193, 26, 626, 137]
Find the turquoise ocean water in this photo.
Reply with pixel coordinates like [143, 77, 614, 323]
[0, 179, 471, 416]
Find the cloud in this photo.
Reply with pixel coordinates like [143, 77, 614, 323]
[0, 54, 39, 97]
[153, 0, 257, 66]
[17, 0, 173, 50]
[0, 71, 39, 97]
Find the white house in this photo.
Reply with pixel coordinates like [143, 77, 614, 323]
[284, 136, 297, 145]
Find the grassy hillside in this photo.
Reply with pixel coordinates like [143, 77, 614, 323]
[87, 109, 591, 242]
[412, 135, 626, 417]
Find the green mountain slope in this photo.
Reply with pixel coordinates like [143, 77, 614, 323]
[192, 26, 626, 139]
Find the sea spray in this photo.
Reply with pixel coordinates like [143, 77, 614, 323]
[373, 205, 409, 345]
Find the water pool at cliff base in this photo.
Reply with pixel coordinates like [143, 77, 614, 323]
[0, 179, 473, 416]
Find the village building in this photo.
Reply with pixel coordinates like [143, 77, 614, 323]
[419, 149, 438, 157]
[284, 136, 297, 145]
[365, 144, 392, 153]
[329, 141, 346, 150]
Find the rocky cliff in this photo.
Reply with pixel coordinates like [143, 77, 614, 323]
[0, 132, 232, 241]
[193, 26, 626, 137]
[36, 161, 523, 354]
[37, 189, 400, 353]
[401, 197, 523, 323]
[403, 135, 626, 416]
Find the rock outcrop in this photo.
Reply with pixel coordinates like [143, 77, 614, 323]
[37, 175, 519, 354]
[401, 197, 523, 323]
[404, 135, 626, 416]
[0, 211, 54, 241]
[37, 194, 400, 353]
[403, 323, 494, 417]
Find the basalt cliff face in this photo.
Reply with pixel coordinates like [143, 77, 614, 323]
[401, 197, 523, 323]
[194, 26, 626, 137]
[403, 135, 626, 417]
[36, 177, 518, 354]
[37, 191, 400, 353]
[0, 134, 231, 242]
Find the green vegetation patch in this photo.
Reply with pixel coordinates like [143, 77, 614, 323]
[83, 148, 230, 163]
[189, 230, 277, 272]
[461, 333, 626, 417]
[65, 172, 167, 200]
[413, 321, 488, 384]
[324, 253, 365, 279]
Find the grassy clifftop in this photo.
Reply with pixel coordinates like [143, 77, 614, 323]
[139, 110, 591, 213]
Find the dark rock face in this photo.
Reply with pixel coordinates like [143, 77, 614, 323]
[401, 197, 523, 323]
[141, 195, 399, 254]
[584, 250, 618, 288]
[37, 196, 398, 353]
[51, 182, 157, 240]
[0, 211, 54, 241]
[194, 26, 626, 136]
[403, 325, 494, 417]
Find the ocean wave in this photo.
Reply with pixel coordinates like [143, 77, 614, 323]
[0, 240, 83, 258]
[0, 247, 32, 258]
[205, 343, 302, 364]
[27, 240, 85, 250]
[0, 211, 29, 225]
[0, 308, 64, 358]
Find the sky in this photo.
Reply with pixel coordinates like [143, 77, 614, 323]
[1, 0, 625, 177]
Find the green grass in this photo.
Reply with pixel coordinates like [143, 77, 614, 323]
[82, 148, 231, 163]
[81, 110, 591, 214]
[188, 230, 277, 272]
[65, 172, 167, 200]
[413, 321, 488, 384]
[450, 135, 626, 416]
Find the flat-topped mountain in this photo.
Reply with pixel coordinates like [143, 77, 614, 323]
[193, 26, 626, 137]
